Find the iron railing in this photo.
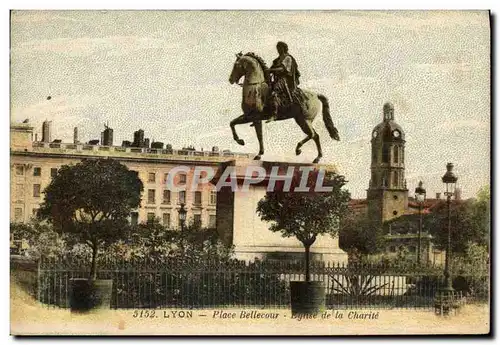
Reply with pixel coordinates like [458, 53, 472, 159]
[34, 257, 489, 310]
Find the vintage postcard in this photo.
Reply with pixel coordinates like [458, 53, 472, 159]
[9, 10, 490, 336]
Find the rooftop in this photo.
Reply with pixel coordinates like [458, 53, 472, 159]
[12, 141, 253, 163]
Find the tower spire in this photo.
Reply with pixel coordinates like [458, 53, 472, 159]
[383, 102, 394, 121]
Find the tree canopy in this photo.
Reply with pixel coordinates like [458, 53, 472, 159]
[339, 211, 386, 257]
[256, 170, 351, 247]
[38, 158, 143, 278]
[427, 196, 489, 254]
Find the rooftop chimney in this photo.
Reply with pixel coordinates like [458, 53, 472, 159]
[436, 192, 441, 200]
[101, 123, 113, 146]
[73, 127, 79, 144]
[42, 120, 52, 143]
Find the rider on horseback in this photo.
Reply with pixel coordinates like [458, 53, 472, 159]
[266, 41, 307, 123]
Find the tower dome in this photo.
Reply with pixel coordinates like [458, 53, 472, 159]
[371, 102, 405, 142]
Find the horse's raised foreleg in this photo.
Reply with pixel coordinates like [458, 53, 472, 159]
[230, 115, 247, 146]
[253, 120, 264, 160]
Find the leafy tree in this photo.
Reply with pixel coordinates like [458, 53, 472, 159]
[173, 225, 234, 262]
[10, 222, 42, 243]
[453, 242, 489, 274]
[382, 186, 490, 256]
[339, 211, 386, 261]
[127, 218, 178, 258]
[256, 169, 350, 281]
[427, 188, 490, 254]
[10, 221, 63, 258]
[38, 158, 143, 279]
[105, 218, 234, 263]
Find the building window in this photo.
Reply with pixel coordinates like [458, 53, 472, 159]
[193, 214, 202, 227]
[147, 189, 156, 204]
[163, 190, 171, 204]
[209, 215, 216, 228]
[164, 173, 169, 184]
[382, 144, 390, 163]
[130, 212, 139, 226]
[393, 210, 398, 216]
[179, 173, 187, 184]
[14, 208, 23, 222]
[194, 191, 202, 205]
[15, 184, 24, 200]
[392, 171, 398, 188]
[393, 146, 399, 163]
[50, 168, 58, 178]
[148, 172, 156, 183]
[33, 167, 41, 177]
[210, 191, 217, 205]
[401, 148, 404, 164]
[15, 166, 24, 176]
[179, 191, 186, 204]
[33, 184, 41, 197]
[147, 212, 155, 223]
[393, 195, 398, 200]
[163, 213, 171, 227]
[372, 148, 377, 163]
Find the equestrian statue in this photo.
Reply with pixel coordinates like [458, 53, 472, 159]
[228, 41, 340, 164]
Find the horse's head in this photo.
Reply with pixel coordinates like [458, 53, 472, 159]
[229, 52, 245, 85]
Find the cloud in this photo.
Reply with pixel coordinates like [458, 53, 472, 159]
[12, 94, 98, 116]
[266, 11, 488, 33]
[12, 36, 179, 57]
[437, 119, 490, 131]
[414, 62, 477, 74]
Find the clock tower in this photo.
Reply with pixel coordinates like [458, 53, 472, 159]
[367, 102, 408, 223]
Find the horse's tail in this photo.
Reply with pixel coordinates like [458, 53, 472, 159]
[318, 94, 340, 141]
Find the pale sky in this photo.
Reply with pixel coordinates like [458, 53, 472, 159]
[10, 10, 490, 199]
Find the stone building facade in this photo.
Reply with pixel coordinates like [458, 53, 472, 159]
[10, 121, 252, 229]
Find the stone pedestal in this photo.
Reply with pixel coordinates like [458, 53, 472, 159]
[211, 159, 347, 263]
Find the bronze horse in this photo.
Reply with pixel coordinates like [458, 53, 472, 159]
[228, 52, 340, 163]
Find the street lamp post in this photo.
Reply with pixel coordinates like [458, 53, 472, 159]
[442, 163, 457, 292]
[178, 203, 187, 231]
[414, 181, 426, 265]
[436, 162, 458, 315]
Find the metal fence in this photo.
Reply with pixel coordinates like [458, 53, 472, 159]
[35, 257, 489, 310]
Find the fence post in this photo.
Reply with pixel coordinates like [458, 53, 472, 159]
[36, 256, 42, 305]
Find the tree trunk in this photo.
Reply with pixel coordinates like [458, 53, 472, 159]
[90, 243, 98, 281]
[304, 244, 311, 282]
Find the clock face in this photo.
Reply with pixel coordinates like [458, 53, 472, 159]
[393, 130, 401, 138]
[372, 130, 378, 138]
